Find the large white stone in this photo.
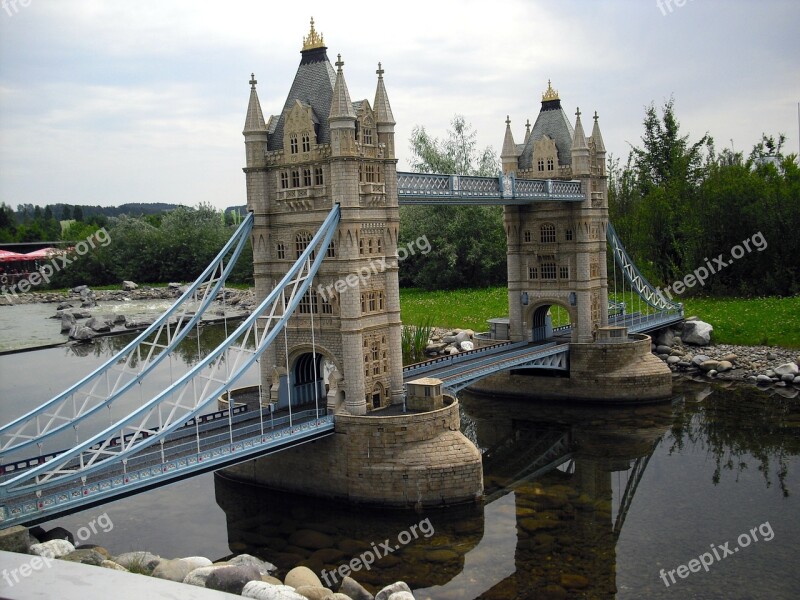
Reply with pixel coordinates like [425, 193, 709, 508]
[30, 539, 74, 558]
[683, 320, 713, 346]
[242, 581, 307, 600]
[774, 363, 799, 377]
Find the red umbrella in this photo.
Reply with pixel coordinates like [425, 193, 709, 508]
[0, 250, 26, 262]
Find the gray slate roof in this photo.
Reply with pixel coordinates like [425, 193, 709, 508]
[518, 102, 575, 169]
[267, 49, 337, 151]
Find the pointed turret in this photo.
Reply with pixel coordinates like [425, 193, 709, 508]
[524, 119, 531, 144]
[373, 62, 396, 158]
[329, 54, 356, 121]
[501, 116, 518, 174]
[243, 73, 268, 170]
[571, 107, 590, 176]
[591, 111, 606, 176]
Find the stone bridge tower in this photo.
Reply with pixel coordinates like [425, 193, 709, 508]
[501, 81, 609, 343]
[243, 19, 403, 415]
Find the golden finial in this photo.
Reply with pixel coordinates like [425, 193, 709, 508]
[542, 79, 559, 102]
[302, 17, 325, 51]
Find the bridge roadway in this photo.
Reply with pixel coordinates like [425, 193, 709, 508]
[0, 402, 332, 527]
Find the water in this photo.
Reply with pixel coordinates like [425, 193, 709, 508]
[0, 303, 798, 599]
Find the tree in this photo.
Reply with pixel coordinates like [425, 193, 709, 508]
[400, 115, 505, 290]
[73, 206, 84, 221]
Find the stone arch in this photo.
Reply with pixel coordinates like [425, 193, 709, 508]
[286, 345, 339, 411]
[524, 298, 577, 343]
[370, 381, 386, 410]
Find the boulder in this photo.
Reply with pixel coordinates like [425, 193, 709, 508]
[720, 353, 738, 363]
[100, 559, 128, 571]
[756, 374, 773, 385]
[460, 340, 474, 351]
[774, 363, 799, 377]
[85, 317, 111, 333]
[699, 360, 720, 372]
[794, 376, 800, 385]
[691, 355, 711, 368]
[654, 329, 675, 347]
[454, 331, 471, 344]
[114, 551, 161, 574]
[284, 565, 322, 589]
[387, 593, 415, 600]
[184, 565, 223, 587]
[61, 549, 106, 566]
[339, 576, 374, 600]
[782, 374, 795, 383]
[294, 586, 334, 600]
[152, 558, 194, 582]
[666, 356, 681, 365]
[56, 301, 74, 311]
[30, 539, 74, 558]
[683, 320, 713, 346]
[655, 345, 673, 355]
[228, 553, 276, 575]
[60, 312, 76, 333]
[717, 361, 733, 373]
[376, 582, 413, 600]
[205, 564, 262, 595]
[71, 285, 88, 294]
[241, 582, 306, 600]
[446, 346, 459, 355]
[122, 280, 138, 291]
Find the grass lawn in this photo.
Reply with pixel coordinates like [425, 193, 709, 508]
[400, 286, 800, 348]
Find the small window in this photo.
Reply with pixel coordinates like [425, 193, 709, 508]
[299, 290, 316, 314]
[276, 243, 286, 260]
[529, 266, 538, 280]
[303, 168, 312, 187]
[295, 231, 312, 259]
[547, 158, 554, 170]
[368, 239, 373, 254]
[368, 292, 377, 312]
[537, 159, 545, 172]
[327, 240, 336, 258]
[359, 239, 364, 255]
[524, 230, 531, 243]
[280, 172, 289, 189]
[291, 170, 300, 188]
[301, 133, 311, 152]
[358, 164, 363, 182]
[565, 228, 573, 241]
[315, 167, 324, 186]
[378, 291, 384, 310]
[560, 266, 569, 279]
[541, 224, 556, 244]
[360, 293, 366, 313]
[376, 237, 382, 253]
[290, 134, 298, 154]
[541, 263, 557, 280]
[364, 129, 373, 145]
[321, 298, 333, 314]
[365, 164, 376, 183]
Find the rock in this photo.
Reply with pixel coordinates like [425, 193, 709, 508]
[37, 526, 75, 544]
[75, 544, 110, 559]
[781, 373, 795, 382]
[228, 553, 276, 575]
[376, 582, 413, 600]
[766, 351, 777, 361]
[717, 361, 733, 373]
[721, 353, 738, 363]
[284, 565, 322, 589]
[30, 539, 74, 558]
[61, 549, 105, 566]
[294, 586, 334, 600]
[691, 355, 711, 368]
[454, 331, 471, 344]
[71, 285, 88, 294]
[655, 345, 673, 355]
[205, 564, 262, 595]
[756, 374, 773, 385]
[683, 320, 713, 346]
[699, 360, 720, 372]
[288, 530, 334, 551]
[60, 312, 77, 333]
[339, 576, 374, 600]
[707, 370, 718, 378]
[387, 593, 415, 600]
[100, 559, 128, 571]
[794, 376, 800, 385]
[446, 346, 459, 355]
[114, 551, 161, 574]
[460, 340, 474, 351]
[184, 565, 222, 587]
[152, 558, 194, 582]
[68, 325, 95, 340]
[666, 356, 681, 365]
[774, 363, 799, 377]
[85, 317, 111, 333]
[442, 335, 457, 344]
[766, 369, 776, 377]
[241, 582, 307, 600]
[0, 526, 31, 553]
[56, 301, 74, 310]
[168, 282, 182, 289]
[122, 280, 138, 291]
[676, 361, 692, 369]
[112, 314, 127, 325]
[655, 329, 675, 347]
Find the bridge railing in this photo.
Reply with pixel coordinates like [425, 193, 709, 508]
[403, 340, 525, 378]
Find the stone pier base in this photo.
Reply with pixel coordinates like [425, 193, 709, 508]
[222, 396, 483, 507]
[469, 334, 672, 402]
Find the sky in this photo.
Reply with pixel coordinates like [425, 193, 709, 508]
[0, 0, 798, 211]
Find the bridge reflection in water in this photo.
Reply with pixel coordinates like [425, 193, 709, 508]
[214, 393, 674, 599]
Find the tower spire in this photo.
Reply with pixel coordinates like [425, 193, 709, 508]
[243, 72, 266, 134]
[571, 107, 590, 176]
[329, 54, 356, 120]
[374, 62, 395, 125]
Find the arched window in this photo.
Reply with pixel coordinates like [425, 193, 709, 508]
[290, 134, 298, 154]
[314, 167, 324, 186]
[295, 231, 312, 259]
[547, 158, 554, 170]
[280, 172, 289, 189]
[291, 170, 300, 187]
[540, 223, 556, 244]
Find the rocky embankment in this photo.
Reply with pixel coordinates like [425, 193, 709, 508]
[651, 318, 800, 396]
[2, 282, 257, 343]
[12, 525, 415, 600]
[423, 328, 476, 356]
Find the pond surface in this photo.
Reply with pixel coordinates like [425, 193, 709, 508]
[0, 303, 798, 599]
